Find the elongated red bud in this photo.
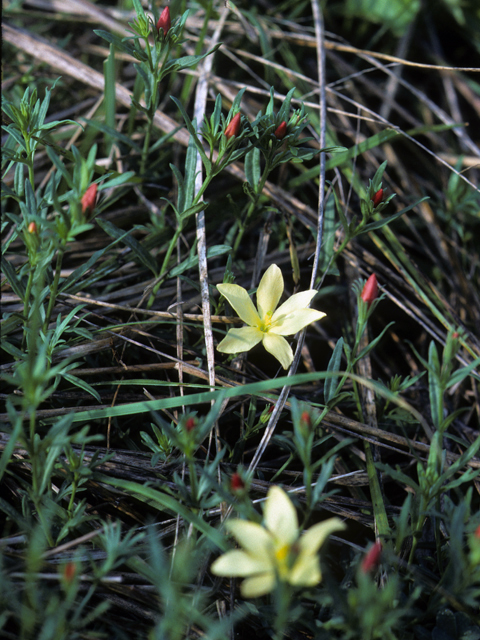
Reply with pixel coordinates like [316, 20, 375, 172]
[361, 274, 378, 306]
[81, 183, 98, 216]
[372, 188, 384, 208]
[224, 113, 241, 139]
[361, 541, 382, 574]
[63, 562, 77, 584]
[185, 417, 196, 432]
[28, 222, 38, 234]
[156, 7, 171, 37]
[231, 472, 245, 492]
[274, 121, 287, 140]
[300, 410, 311, 428]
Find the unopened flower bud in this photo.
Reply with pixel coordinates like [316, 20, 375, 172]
[260, 404, 275, 424]
[81, 183, 98, 217]
[156, 7, 171, 37]
[300, 410, 311, 429]
[224, 113, 241, 139]
[361, 540, 382, 574]
[372, 188, 384, 208]
[475, 524, 480, 539]
[185, 417, 196, 432]
[361, 274, 378, 306]
[231, 472, 245, 492]
[28, 221, 38, 234]
[63, 562, 76, 584]
[274, 121, 287, 140]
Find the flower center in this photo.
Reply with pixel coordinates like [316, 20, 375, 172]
[259, 310, 274, 333]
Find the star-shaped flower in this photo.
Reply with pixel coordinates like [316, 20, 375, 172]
[211, 486, 345, 598]
[216, 264, 326, 369]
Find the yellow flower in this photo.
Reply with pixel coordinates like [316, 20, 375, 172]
[216, 264, 326, 369]
[211, 486, 345, 598]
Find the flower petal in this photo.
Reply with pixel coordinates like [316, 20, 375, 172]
[299, 518, 346, 557]
[240, 571, 276, 598]
[217, 283, 260, 326]
[272, 290, 318, 320]
[217, 327, 263, 354]
[256, 264, 284, 319]
[226, 520, 273, 559]
[262, 333, 294, 369]
[270, 308, 326, 336]
[289, 554, 321, 587]
[211, 550, 268, 577]
[264, 486, 298, 546]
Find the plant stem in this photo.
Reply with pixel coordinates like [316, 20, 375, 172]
[44, 238, 67, 331]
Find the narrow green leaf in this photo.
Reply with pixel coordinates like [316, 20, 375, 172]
[324, 337, 344, 403]
[1, 256, 25, 301]
[97, 219, 158, 276]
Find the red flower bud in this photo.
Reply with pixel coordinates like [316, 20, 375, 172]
[156, 7, 171, 37]
[185, 417, 196, 432]
[63, 562, 76, 584]
[361, 541, 382, 574]
[224, 113, 241, 139]
[300, 410, 311, 428]
[475, 524, 480, 539]
[372, 188, 384, 208]
[27, 221, 38, 234]
[81, 183, 98, 216]
[361, 274, 378, 306]
[231, 472, 245, 492]
[274, 121, 287, 140]
[452, 332, 459, 339]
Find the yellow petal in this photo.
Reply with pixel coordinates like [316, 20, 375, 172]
[272, 290, 318, 321]
[217, 283, 260, 326]
[299, 518, 346, 557]
[217, 327, 263, 354]
[270, 308, 326, 336]
[262, 333, 294, 369]
[289, 518, 345, 587]
[226, 520, 273, 558]
[289, 555, 321, 587]
[240, 571, 276, 598]
[256, 264, 283, 319]
[264, 486, 298, 546]
[211, 550, 268, 577]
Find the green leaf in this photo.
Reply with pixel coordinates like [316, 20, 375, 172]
[59, 228, 140, 293]
[96, 219, 158, 276]
[361, 197, 429, 233]
[1, 255, 25, 301]
[171, 97, 211, 173]
[446, 357, 480, 388]
[63, 373, 102, 402]
[162, 44, 222, 75]
[324, 337, 344, 404]
[428, 341, 442, 430]
[170, 244, 230, 277]
[244, 147, 261, 189]
[95, 474, 228, 551]
[83, 119, 142, 152]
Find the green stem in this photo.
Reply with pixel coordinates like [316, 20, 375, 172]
[147, 225, 183, 308]
[188, 459, 198, 506]
[44, 238, 67, 331]
[232, 160, 272, 259]
[24, 135, 35, 189]
[22, 267, 35, 350]
[273, 580, 292, 640]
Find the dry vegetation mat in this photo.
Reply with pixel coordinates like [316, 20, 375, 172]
[1, 0, 480, 638]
